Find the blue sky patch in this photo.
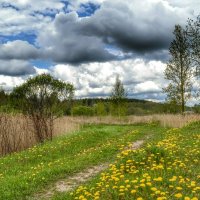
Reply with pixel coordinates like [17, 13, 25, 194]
[31, 9, 59, 19]
[31, 60, 54, 69]
[77, 3, 100, 17]
[61, 1, 70, 13]
[0, 32, 37, 45]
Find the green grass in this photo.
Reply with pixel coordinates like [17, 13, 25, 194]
[0, 123, 167, 200]
[56, 122, 200, 200]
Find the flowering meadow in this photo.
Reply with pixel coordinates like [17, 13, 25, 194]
[64, 122, 200, 200]
[0, 121, 199, 200]
[0, 124, 166, 200]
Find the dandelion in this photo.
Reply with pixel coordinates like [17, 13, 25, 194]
[176, 186, 182, 190]
[174, 193, 183, 198]
[151, 187, 157, 192]
[184, 197, 190, 200]
[131, 189, 136, 194]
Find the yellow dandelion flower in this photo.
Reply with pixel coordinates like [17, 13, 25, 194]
[131, 189, 136, 194]
[184, 197, 190, 200]
[174, 193, 183, 198]
[140, 183, 145, 187]
[176, 187, 182, 190]
[151, 187, 157, 192]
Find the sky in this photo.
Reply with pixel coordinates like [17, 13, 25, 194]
[0, 0, 199, 103]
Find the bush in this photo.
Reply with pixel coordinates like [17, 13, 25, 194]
[72, 106, 95, 116]
[94, 102, 107, 116]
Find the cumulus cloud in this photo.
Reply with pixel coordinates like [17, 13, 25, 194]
[0, 2, 53, 35]
[0, 0, 199, 104]
[49, 59, 167, 101]
[0, 75, 25, 90]
[86, 0, 194, 53]
[134, 81, 160, 93]
[0, 0, 199, 64]
[0, 0, 101, 35]
[0, 40, 39, 60]
[37, 12, 115, 63]
[0, 60, 36, 76]
[3, 0, 65, 11]
[0, 58, 198, 104]
[35, 0, 197, 64]
[168, 0, 200, 15]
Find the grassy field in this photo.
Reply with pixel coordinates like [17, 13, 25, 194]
[53, 122, 200, 200]
[0, 123, 167, 200]
[0, 121, 199, 200]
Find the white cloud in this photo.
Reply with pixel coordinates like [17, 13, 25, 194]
[49, 59, 167, 100]
[0, 0, 199, 105]
[34, 0, 198, 64]
[0, 75, 25, 90]
[0, 0, 198, 36]
[0, 0, 103, 35]
[11, 0, 64, 10]
[34, 67, 49, 74]
[0, 5, 52, 35]
[0, 0, 198, 64]
[50, 64, 78, 85]
[0, 58, 199, 105]
[134, 81, 160, 93]
[168, 0, 200, 16]
[0, 0, 69, 36]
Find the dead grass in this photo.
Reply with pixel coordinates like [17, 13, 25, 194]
[0, 113, 199, 156]
[67, 114, 200, 128]
[0, 114, 80, 156]
[0, 114, 33, 155]
[54, 117, 81, 137]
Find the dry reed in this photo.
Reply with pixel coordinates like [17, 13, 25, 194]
[0, 113, 199, 156]
[67, 114, 200, 128]
[0, 114, 80, 156]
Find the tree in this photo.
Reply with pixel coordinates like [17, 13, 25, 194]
[110, 75, 127, 116]
[186, 15, 200, 74]
[163, 25, 193, 114]
[95, 101, 106, 116]
[0, 88, 7, 105]
[11, 74, 74, 142]
[0, 88, 12, 113]
[186, 15, 200, 98]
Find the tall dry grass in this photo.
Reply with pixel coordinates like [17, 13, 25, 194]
[67, 114, 200, 128]
[0, 114, 33, 156]
[0, 113, 199, 156]
[0, 114, 80, 156]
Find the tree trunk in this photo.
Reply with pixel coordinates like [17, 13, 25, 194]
[180, 56, 185, 114]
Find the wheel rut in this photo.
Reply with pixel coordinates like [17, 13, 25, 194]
[33, 138, 147, 200]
